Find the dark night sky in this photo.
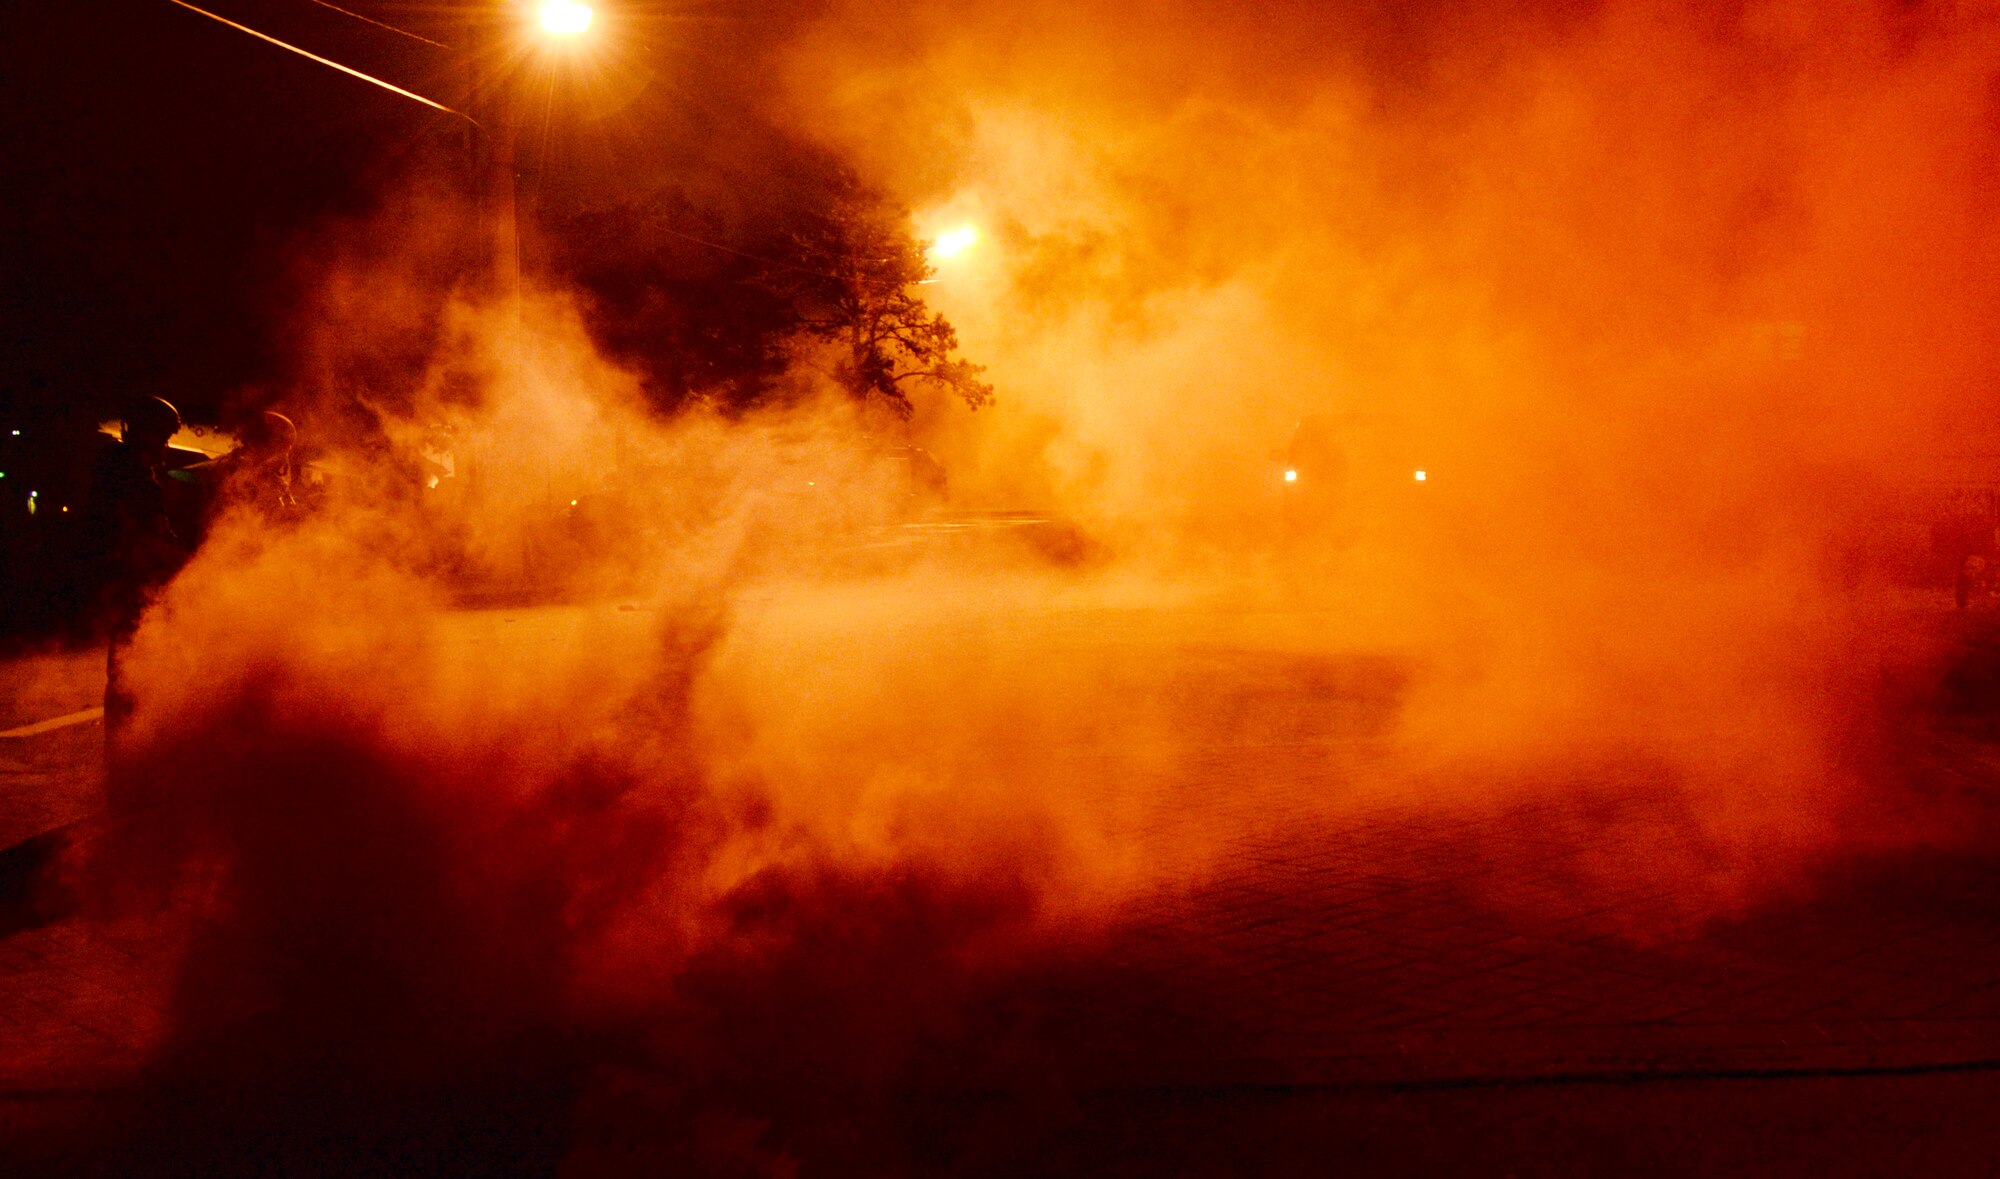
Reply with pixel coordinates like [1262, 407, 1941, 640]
[0, 0, 1554, 433]
[1, 1, 507, 428]
[0, 0, 855, 433]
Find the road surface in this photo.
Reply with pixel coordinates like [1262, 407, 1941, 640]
[3, 592, 2000, 1174]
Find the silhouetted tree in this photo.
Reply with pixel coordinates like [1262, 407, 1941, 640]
[549, 191, 798, 413]
[549, 163, 990, 419]
[763, 171, 993, 418]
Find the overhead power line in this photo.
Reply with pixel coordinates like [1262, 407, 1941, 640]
[647, 220, 925, 290]
[295, 0, 453, 48]
[163, 0, 473, 123]
[651, 221, 847, 282]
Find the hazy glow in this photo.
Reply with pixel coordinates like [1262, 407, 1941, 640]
[66, 7, 2000, 1167]
[930, 224, 979, 261]
[537, 0, 592, 35]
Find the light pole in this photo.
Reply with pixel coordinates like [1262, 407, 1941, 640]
[162, 0, 599, 579]
[475, 2, 596, 336]
[457, 2, 595, 582]
[163, 0, 596, 334]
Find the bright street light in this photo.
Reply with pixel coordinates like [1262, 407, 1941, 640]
[537, 0, 594, 36]
[930, 224, 979, 261]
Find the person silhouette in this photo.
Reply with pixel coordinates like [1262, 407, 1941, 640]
[80, 395, 189, 775]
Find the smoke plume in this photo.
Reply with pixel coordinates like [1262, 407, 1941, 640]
[29, 1, 2000, 1171]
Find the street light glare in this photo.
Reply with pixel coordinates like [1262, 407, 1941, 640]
[538, 0, 593, 35]
[931, 224, 979, 261]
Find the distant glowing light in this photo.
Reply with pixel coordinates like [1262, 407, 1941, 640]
[1283, 468, 1298, 483]
[537, 0, 593, 35]
[930, 224, 979, 261]
[1414, 470, 1428, 482]
[570, 499, 579, 506]
[8, 430, 17, 436]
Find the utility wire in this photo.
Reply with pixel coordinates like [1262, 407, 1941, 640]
[164, 0, 920, 287]
[163, 0, 474, 124]
[294, 0, 453, 48]
[650, 221, 853, 283]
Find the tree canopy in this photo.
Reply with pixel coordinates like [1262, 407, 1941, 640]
[550, 163, 990, 420]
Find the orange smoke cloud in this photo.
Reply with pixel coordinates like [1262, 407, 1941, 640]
[34, 1, 2000, 1169]
[769, 0, 2000, 874]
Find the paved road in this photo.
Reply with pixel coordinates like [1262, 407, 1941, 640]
[0, 649, 102, 854]
[4, 599, 2000, 1173]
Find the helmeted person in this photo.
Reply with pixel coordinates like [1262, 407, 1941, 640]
[79, 395, 190, 767]
[202, 409, 301, 526]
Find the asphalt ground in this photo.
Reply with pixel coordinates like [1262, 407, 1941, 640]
[3, 603, 2000, 1173]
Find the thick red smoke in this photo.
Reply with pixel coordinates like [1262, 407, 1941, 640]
[17, 1, 2000, 1172]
